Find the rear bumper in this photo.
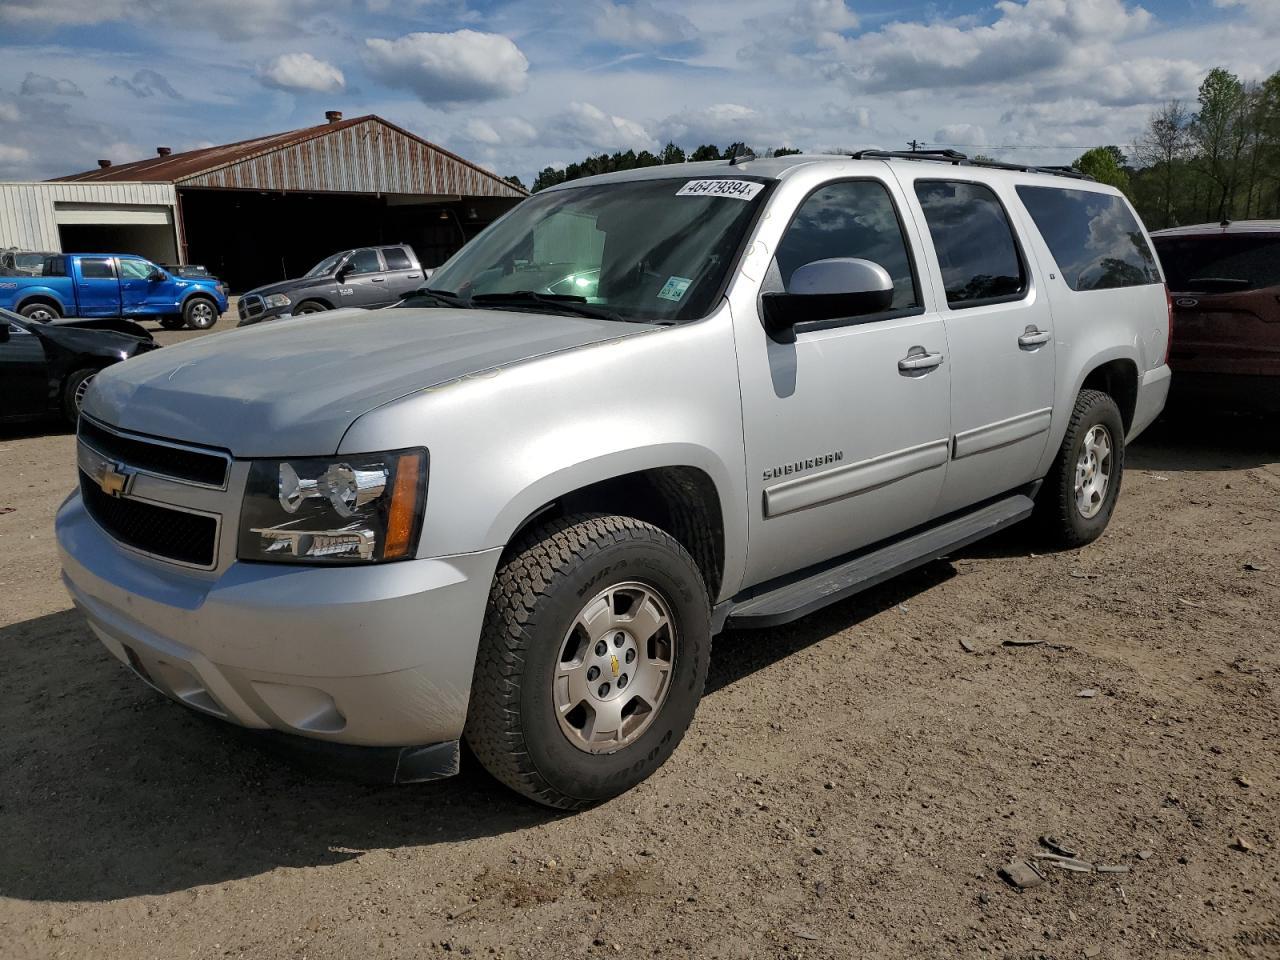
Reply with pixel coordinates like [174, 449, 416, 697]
[57, 490, 502, 750]
[1128, 364, 1172, 442]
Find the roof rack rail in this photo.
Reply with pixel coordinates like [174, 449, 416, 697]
[850, 148, 1094, 181]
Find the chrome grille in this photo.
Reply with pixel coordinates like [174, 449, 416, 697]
[79, 418, 230, 489]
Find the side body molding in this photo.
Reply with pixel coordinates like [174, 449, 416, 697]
[763, 438, 951, 518]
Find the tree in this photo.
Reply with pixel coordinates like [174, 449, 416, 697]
[689, 144, 722, 162]
[1134, 100, 1192, 228]
[504, 174, 527, 191]
[1192, 67, 1248, 220]
[660, 142, 686, 164]
[1072, 147, 1132, 194]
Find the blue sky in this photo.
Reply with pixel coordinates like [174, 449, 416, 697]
[0, 0, 1276, 184]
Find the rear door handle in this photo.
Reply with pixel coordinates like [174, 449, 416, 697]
[898, 347, 944, 373]
[406, 273, 420, 279]
[1018, 326, 1052, 348]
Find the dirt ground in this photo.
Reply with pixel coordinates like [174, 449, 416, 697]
[1, 312, 1277, 959]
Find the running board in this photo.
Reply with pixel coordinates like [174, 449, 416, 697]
[723, 493, 1035, 630]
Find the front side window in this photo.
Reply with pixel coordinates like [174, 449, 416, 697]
[118, 259, 152, 281]
[1016, 186, 1160, 291]
[426, 177, 770, 324]
[382, 247, 413, 270]
[79, 258, 115, 279]
[775, 180, 919, 312]
[915, 180, 1027, 308]
[346, 249, 383, 275]
[305, 253, 346, 278]
[1151, 234, 1280, 293]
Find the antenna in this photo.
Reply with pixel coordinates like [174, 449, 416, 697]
[727, 142, 756, 166]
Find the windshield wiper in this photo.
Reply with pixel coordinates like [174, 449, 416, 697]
[470, 291, 627, 324]
[398, 287, 475, 309]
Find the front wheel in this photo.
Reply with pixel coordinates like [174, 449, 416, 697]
[182, 297, 218, 330]
[19, 301, 60, 322]
[466, 515, 710, 809]
[292, 300, 328, 316]
[1035, 389, 1125, 549]
[62, 368, 97, 424]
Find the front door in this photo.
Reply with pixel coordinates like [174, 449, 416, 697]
[738, 177, 952, 586]
[899, 176, 1056, 517]
[0, 320, 51, 417]
[118, 257, 180, 317]
[74, 257, 121, 317]
[339, 249, 391, 307]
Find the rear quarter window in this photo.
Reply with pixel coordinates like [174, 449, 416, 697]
[1016, 186, 1160, 291]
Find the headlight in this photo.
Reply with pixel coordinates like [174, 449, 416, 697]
[238, 449, 427, 564]
[264, 293, 291, 309]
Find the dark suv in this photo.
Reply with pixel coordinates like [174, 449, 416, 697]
[1151, 221, 1280, 410]
[238, 244, 426, 326]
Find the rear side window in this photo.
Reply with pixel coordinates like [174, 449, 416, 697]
[1151, 234, 1280, 293]
[775, 180, 919, 312]
[1016, 186, 1160, 291]
[79, 258, 115, 279]
[914, 180, 1027, 308]
[382, 247, 412, 270]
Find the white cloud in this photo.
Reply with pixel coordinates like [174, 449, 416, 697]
[787, 0, 858, 34]
[0, 0, 346, 40]
[108, 69, 183, 100]
[593, 1, 697, 47]
[0, 102, 19, 124]
[1214, 0, 1280, 30]
[364, 30, 529, 107]
[259, 52, 346, 93]
[559, 102, 656, 151]
[933, 123, 987, 147]
[463, 116, 539, 147]
[19, 73, 84, 97]
[0, 144, 32, 166]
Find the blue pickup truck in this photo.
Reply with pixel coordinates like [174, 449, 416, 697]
[0, 253, 228, 330]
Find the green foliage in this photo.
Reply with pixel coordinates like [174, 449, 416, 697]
[504, 174, 526, 191]
[1072, 146, 1132, 193]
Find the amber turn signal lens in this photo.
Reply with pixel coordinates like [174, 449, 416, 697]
[384, 453, 423, 560]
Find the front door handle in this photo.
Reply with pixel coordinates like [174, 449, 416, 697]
[1018, 326, 1052, 348]
[898, 347, 944, 373]
[372, 276, 386, 282]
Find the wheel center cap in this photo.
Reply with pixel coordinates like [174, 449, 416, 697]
[588, 631, 637, 702]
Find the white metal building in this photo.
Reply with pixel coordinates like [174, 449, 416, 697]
[0, 182, 180, 264]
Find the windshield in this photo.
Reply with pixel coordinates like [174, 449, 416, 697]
[305, 252, 347, 278]
[425, 177, 771, 323]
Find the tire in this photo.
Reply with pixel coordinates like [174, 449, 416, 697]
[466, 514, 711, 809]
[182, 296, 218, 330]
[19, 301, 60, 322]
[62, 368, 97, 424]
[1035, 389, 1126, 549]
[158, 316, 185, 330]
[293, 300, 328, 315]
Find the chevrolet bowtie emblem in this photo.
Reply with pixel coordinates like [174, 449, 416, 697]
[610, 654, 620, 678]
[100, 464, 130, 497]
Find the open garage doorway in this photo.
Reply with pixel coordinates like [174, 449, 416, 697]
[54, 202, 179, 264]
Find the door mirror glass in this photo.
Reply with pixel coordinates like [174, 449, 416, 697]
[762, 257, 895, 341]
[148, 269, 166, 282]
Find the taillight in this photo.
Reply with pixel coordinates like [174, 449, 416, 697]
[1164, 284, 1173, 365]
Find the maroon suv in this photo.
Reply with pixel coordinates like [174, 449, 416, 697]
[1151, 221, 1280, 410]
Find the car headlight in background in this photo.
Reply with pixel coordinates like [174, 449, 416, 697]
[238, 449, 427, 564]
[263, 293, 291, 309]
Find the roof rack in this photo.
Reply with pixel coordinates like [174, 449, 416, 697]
[849, 148, 1094, 181]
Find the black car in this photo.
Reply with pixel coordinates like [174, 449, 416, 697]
[0, 309, 159, 425]
[237, 244, 426, 325]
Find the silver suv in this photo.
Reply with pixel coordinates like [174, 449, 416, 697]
[57, 151, 1172, 808]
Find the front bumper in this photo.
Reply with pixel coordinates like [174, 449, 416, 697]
[57, 490, 501, 753]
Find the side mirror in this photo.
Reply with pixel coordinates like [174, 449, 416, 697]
[761, 258, 895, 342]
[148, 269, 166, 282]
[335, 265, 350, 282]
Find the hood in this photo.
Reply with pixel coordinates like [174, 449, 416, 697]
[32, 319, 156, 357]
[245, 276, 330, 299]
[84, 306, 646, 457]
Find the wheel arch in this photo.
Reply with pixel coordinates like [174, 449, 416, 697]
[293, 295, 334, 310]
[1079, 357, 1139, 435]
[15, 293, 64, 316]
[495, 457, 730, 602]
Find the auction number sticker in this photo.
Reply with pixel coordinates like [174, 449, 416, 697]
[676, 179, 764, 200]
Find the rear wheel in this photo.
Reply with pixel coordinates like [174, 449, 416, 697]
[1035, 389, 1125, 548]
[293, 300, 328, 315]
[466, 514, 710, 809]
[182, 297, 218, 330]
[62, 368, 97, 424]
[19, 301, 59, 322]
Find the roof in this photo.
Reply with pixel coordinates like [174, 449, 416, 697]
[546, 152, 1117, 193]
[1151, 220, 1280, 238]
[52, 115, 527, 199]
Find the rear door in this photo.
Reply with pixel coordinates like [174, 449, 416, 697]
[897, 175, 1056, 516]
[73, 257, 122, 317]
[339, 248, 391, 307]
[379, 246, 424, 299]
[0, 318, 51, 416]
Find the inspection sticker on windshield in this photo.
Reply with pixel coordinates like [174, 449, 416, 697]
[676, 179, 764, 201]
[658, 276, 692, 301]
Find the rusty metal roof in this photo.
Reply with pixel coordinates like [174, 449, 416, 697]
[52, 115, 527, 199]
